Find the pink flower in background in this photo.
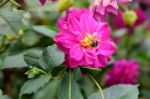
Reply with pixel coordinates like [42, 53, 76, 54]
[113, 11, 126, 28]
[104, 59, 140, 86]
[113, 9, 146, 29]
[39, 0, 47, 5]
[135, 9, 147, 26]
[54, 8, 116, 68]
[17, 0, 56, 5]
[139, 0, 150, 6]
[39, 0, 57, 5]
[90, 0, 132, 21]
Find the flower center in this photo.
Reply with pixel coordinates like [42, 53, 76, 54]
[81, 34, 99, 48]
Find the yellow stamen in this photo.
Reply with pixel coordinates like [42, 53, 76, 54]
[81, 33, 98, 48]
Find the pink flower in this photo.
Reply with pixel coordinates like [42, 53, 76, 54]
[17, 0, 56, 5]
[39, 0, 47, 5]
[139, 0, 150, 8]
[54, 8, 116, 68]
[90, 0, 132, 21]
[39, 0, 57, 5]
[113, 9, 146, 29]
[104, 59, 140, 86]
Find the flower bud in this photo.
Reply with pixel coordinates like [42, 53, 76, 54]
[57, 0, 73, 12]
[18, 29, 24, 38]
[5, 35, 16, 41]
[123, 10, 137, 26]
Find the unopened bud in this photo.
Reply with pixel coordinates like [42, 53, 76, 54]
[5, 35, 16, 41]
[57, 0, 73, 12]
[123, 10, 137, 26]
[19, 29, 24, 38]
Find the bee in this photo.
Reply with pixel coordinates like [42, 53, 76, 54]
[90, 40, 98, 47]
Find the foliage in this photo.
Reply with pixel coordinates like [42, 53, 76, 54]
[88, 84, 139, 99]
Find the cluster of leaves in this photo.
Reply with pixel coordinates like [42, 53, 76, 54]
[20, 45, 139, 99]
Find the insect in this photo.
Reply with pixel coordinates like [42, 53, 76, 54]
[90, 40, 98, 47]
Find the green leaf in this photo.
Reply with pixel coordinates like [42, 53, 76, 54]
[19, 75, 51, 97]
[0, 95, 10, 99]
[24, 50, 42, 67]
[0, 54, 27, 69]
[113, 29, 127, 37]
[0, 8, 23, 36]
[88, 84, 139, 99]
[142, 39, 150, 57]
[57, 73, 84, 99]
[0, 90, 2, 96]
[80, 76, 96, 98]
[73, 68, 82, 81]
[33, 25, 57, 38]
[48, 26, 59, 32]
[22, 31, 40, 46]
[39, 45, 65, 69]
[0, 89, 11, 99]
[133, 25, 145, 44]
[34, 79, 62, 99]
